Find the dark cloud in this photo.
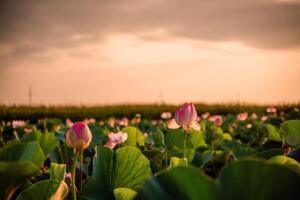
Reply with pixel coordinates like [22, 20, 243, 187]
[0, 0, 300, 64]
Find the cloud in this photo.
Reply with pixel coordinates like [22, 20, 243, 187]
[0, 0, 300, 65]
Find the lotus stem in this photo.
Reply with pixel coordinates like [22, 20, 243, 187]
[183, 131, 187, 159]
[71, 150, 80, 200]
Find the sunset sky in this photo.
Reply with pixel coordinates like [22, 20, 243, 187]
[0, 0, 300, 105]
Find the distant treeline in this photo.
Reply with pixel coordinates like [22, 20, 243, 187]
[0, 103, 299, 122]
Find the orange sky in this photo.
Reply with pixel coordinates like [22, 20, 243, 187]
[0, 1, 300, 105]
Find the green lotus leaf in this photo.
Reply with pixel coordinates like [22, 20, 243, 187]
[80, 146, 151, 200]
[135, 167, 219, 200]
[0, 142, 45, 200]
[279, 120, 300, 146]
[121, 126, 145, 147]
[218, 159, 300, 200]
[16, 180, 68, 200]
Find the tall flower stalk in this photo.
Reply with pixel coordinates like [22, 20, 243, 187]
[66, 122, 92, 200]
[171, 103, 200, 162]
[183, 130, 187, 159]
[71, 150, 80, 200]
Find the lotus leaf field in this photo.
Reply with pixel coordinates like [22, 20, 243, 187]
[1, 105, 300, 200]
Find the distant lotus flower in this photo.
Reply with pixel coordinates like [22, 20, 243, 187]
[24, 127, 33, 134]
[99, 121, 105, 126]
[65, 172, 72, 179]
[251, 113, 257, 120]
[66, 122, 92, 150]
[119, 117, 129, 126]
[105, 131, 128, 149]
[246, 123, 252, 129]
[261, 116, 268, 121]
[66, 118, 74, 128]
[237, 112, 248, 121]
[266, 106, 277, 113]
[152, 120, 158, 126]
[171, 103, 200, 132]
[208, 115, 223, 126]
[201, 112, 210, 119]
[144, 132, 149, 138]
[12, 120, 26, 129]
[160, 112, 172, 120]
[84, 118, 96, 124]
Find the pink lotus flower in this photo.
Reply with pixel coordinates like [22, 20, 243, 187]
[24, 127, 33, 134]
[169, 103, 200, 131]
[237, 112, 248, 121]
[208, 115, 223, 126]
[84, 118, 96, 124]
[66, 118, 74, 128]
[201, 112, 210, 119]
[66, 122, 92, 150]
[160, 112, 172, 120]
[105, 131, 128, 149]
[119, 117, 129, 126]
[266, 106, 277, 113]
[65, 172, 72, 179]
[12, 120, 26, 129]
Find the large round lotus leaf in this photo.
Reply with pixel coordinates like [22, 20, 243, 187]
[0, 161, 40, 200]
[135, 167, 219, 200]
[266, 124, 282, 142]
[218, 160, 300, 200]
[22, 131, 59, 157]
[0, 142, 45, 167]
[165, 129, 206, 161]
[121, 126, 145, 147]
[0, 142, 45, 200]
[222, 140, 256, 159]
[80, 146, 151, 200]
[279, 120, 300, 146]
[16, 180, 68, 200]
[165, 129, 206, 150]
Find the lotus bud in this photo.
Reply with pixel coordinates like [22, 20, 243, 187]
[66, 122, 92, 150]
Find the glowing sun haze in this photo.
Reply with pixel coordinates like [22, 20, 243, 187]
[0, 0, 300, 105]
